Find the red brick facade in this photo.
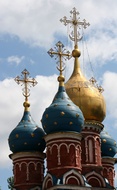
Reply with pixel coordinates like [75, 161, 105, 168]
[10, 152, 45, 190]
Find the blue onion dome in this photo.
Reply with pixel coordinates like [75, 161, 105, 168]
[8, 101, 46, 153]
[100, 130, 117, 157]
[41, 75, 84, 134]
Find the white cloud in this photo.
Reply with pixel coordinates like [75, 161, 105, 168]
[0, 0, 117, 52]
[102, 71, 117, 119]
[84, 29, 117, 67]
[7, 55, 25, 65]
[0, 0, 74, 48]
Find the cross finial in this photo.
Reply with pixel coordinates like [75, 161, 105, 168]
[97, 85, 104, 93]
[60, 7, 90, 47]
[15, 69, 37, 109]
[89, 77, 104, 93]
[89, 77, 97, 85]
[48, 41, 71, 85]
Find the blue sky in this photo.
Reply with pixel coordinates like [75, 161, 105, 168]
[1, 0, 117, 189]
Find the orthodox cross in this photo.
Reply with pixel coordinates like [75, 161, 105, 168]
[60, 7, 90, 46]
[98, 85, 104, 93]
[14, 69, 37, 102]
[47, 41, 71, 76]
[89, 77, 104, 93]
[89, 77, 97, 85]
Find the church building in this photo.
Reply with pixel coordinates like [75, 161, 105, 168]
[8, 7, 117, 190]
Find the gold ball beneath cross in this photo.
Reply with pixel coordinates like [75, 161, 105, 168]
[23, 101, 30, 108]
[58, 75, 65, 82]
[72, 48, 81, 58]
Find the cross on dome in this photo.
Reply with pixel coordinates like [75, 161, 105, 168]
[15, 69, 37, 103]
[48, 41, 71, 79]
[60, 7, 90, 47]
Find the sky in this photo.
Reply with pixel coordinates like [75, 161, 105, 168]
[1, 0, 117, 189]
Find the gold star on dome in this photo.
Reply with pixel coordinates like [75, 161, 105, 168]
[15, 134, 19, 138]
[103, 139, 106, 143]
[31, 133, 35, 137]
[61, 111, 65, 116]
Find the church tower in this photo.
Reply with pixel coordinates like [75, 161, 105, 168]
[62, 7, 117, 189]
[8, 69, 46, 190]
[41, 41, 88, 189]
[61, 8, 105, 182]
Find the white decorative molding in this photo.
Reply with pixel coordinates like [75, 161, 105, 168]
[103, 166, 114, 179]
[85, 135, 95, 141]
[14, 161, 42, 181]
[11, 151, 45, 160]
[47, 141, 81, 166]
[63, 169, 85, 186]
[84, 136, 94, 163]
[84, 121, 103, 132]
[42, 173, 53, 190]
[28, 161, 36, 170]
[88, 176, 101, 186]
[102, 157, 116, 164]
[47, 139, 80, 147]
[66, 176, 80, 184]
[85, 171, 106, 187]
[76, 145, 81, 166]
[45, 132, 82, 142]
[84, 135, 101, 164]
[89, 139, 94, 163]
[59, 143, 69, 153]
[48, 144, 58, 154]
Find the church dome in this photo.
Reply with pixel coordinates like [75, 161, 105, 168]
[41, 82, 84, 134]
[65, 48, 106, 122]
[8, 69, 46, 153]
[100, 130, 117, 157]
[8, 109, 46, 153]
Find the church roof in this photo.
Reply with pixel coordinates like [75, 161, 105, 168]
[42, 85, 84, 134]
[100, 130, 117, 157]
[8, 110, 45, 153]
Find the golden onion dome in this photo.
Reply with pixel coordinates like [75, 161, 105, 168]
[65, 47, 106, 122]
